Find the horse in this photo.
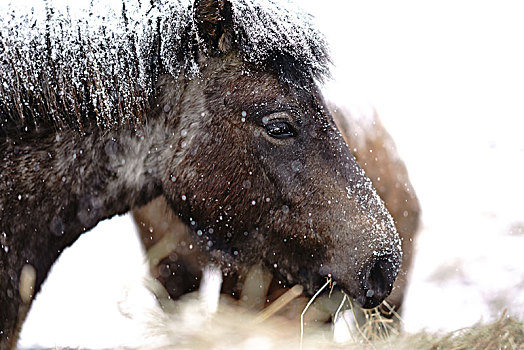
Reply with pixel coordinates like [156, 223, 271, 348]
[133, 103, 420, 318]
[0, 0, 403, 348]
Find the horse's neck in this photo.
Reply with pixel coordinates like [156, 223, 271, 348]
[2, 125, 163, 228]
[0, 122, 165, 344]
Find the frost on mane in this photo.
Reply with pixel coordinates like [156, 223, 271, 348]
[0, 0, 330, 134]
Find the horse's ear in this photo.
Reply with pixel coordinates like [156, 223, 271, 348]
[193, 0, 234, 55]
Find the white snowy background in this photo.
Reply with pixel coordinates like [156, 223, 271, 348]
[6, 0, 523, 348]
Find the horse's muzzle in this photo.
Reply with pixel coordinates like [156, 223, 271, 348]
[357, 255, 398, 308]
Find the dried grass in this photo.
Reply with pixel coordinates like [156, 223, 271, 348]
[400, 311, 524, 350]
[132, 267, 524, 350]
[131, 294, 523, 350]
[43, 268, 524, 350]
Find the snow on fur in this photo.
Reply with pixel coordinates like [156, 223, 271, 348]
[0, 0, 329, 133]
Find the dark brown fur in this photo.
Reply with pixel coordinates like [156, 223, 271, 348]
[134, 104, 420, 316]
[0, 1, 402, 348]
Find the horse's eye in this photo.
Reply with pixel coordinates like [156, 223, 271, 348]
[265, 121, 296, 139]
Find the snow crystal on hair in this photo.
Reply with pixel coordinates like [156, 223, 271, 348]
[0, 0, 330, 133]
[230, 0, 330, 82]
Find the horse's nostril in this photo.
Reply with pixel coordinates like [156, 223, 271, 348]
[358, 255, 398, 309]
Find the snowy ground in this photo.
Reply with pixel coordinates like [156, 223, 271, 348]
[15, 0, 524, 348]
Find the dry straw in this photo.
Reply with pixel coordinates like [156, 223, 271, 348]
[53, 264, 524, 349]
[140, 263, 523, 349]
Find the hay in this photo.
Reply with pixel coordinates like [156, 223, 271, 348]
[41, 267, 524, 349]
[301, 278, 332, 349]
[42, 294, 524, 349]
[400, 311, 524, 350]
[133, 268, 524, 350]
[133, 294, 523, 350]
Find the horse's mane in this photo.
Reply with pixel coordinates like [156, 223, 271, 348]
[0, 0, 330, 135]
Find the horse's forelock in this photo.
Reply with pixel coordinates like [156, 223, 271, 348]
[162, 0, 331, 84]
[228, 0, 331, 83]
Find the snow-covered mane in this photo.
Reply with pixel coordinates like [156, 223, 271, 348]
[0, 0, 330, 134]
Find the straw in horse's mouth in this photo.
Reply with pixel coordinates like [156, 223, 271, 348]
[138, 263, 404, 349]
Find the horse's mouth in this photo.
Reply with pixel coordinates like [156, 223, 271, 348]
[270, 255, 398, 310]
[300, 277, 392, 310]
